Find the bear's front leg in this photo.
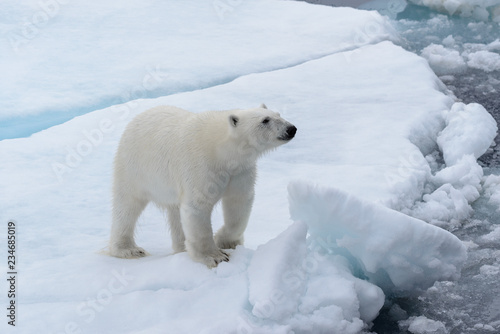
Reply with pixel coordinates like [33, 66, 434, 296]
[180, 202, 229, 268]
[215, 169, 255, 249]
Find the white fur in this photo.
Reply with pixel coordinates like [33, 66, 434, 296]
[109, 105, 296, 267]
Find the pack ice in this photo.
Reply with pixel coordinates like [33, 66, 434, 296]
[0, 1, 497, 333]
[408, 0, 500, 21]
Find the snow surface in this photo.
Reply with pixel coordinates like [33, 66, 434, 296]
[1, 1, 499, 333]
[0, 0, 396, 140]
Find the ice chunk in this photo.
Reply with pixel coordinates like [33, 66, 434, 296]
[409, 0, 500, 20]
[433, 155, 483, 195]
[245, 221, 385, 332]
[494, 5, 500, 22]
[410, 182, 474, 227]
[442, 35, 457, 48]
[421, 44, 467, 75]
[437, 102, 498, 166]
[466, 50, 500, 72]
[479, 225, 500, 244]
[411, 155, 483, 227]
[388, 303, 409, 321]
[288, 181, 467, 295]
[407, 102, 496, 227]
[487, 39, 500, 51]
[483, 174, 500, 210]
[399, 315, 447, 334]
[297, 253, 385, 323]
[480, 264, 500, 275]
[247, 221, 308, 321]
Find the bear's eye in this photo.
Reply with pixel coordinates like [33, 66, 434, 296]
[262, 117, 270, 124]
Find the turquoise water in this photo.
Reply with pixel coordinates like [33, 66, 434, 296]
[0, 105, 103, 141]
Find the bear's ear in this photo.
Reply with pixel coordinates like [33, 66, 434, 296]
[260, 103, 268, 109]
[229, 115, 239, 127]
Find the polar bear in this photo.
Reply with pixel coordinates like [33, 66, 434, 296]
[109, 104, 296, 267]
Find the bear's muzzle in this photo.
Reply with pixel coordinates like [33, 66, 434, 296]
[278, 125, 297, 141]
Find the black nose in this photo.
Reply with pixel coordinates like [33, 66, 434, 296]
[286, 125, 297, 139]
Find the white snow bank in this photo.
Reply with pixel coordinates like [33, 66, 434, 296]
[288, 181, 467, 295]
[409, 0, 500, 21]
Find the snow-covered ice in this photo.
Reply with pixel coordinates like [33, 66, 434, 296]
[0, 0, 396, 140]
[1, 1, 499, 333]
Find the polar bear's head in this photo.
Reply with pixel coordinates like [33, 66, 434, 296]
[228, 104, 297, 155]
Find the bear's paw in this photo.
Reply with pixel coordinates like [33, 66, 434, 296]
[214, 234, 243, 250]
[109, 245, 149, 259]
[198, 249, 230, 268]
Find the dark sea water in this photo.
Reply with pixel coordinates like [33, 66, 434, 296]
[302, 1, 500, 333]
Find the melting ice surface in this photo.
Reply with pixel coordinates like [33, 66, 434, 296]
[1, 1, 500, 333]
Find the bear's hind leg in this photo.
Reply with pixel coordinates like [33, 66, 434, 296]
[167, 205, 186, 253]
[109, 193, 148, 258]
